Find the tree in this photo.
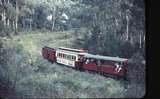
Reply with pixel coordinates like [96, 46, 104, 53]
[74, 0, 145, 58]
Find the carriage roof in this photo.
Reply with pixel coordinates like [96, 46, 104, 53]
[43, 46, 55, 51]
[82, 53, 128, 62]
[56, 47, 85, 55]
[58, 47, 85, 53]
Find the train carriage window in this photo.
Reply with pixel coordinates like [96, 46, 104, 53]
[66, 55, 69, 59]
[90, 59, 94, 63]
[72, 56, 76, 61]
[69, 55, 71, 60]
[63, 55, 75, 61]
[90, 58, 97, 64]
[85, 58, 90, 64]
[122, 61, 127, 66]
[97, 60, 101, 66]
[93, 59, 97, 64]
[101, 60, 105, 64]
[67, 55, 69, 59]
[61, 53, 63, 58]
[71, 56, 73, 60]
[83, 58, 87, 62]
[74, 56, 76, 61]
[71, 56, 74, 60]
[114, 62, 123, 68]
[78, 56, 83, 61]
[64, 54, 67, 59]
[115, 62, 123, 72]
[65, 54, 67, 59]
[69, 55, 72, 60]
[68, 55, 71, 60]
[120, 62, 123, 67]
[63, 54, 66, 59]
[102, 60, 115, 67]
[68, 55, 70, 60]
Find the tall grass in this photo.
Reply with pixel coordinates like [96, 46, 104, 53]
[0, 31, 144, 98]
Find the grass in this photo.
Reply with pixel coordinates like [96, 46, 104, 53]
[1, 30, 130, 98]
[12, 30, 75, 64]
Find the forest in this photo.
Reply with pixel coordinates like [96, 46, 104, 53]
[0, 0, 145, 98]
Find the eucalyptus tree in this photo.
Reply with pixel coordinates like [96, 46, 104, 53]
[45, 0, 76, 31]
[0, 0, 16, 36]
[74, 0, 145, 58]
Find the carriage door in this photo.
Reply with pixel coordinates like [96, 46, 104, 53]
[96, 60, 102, 73]
[75, 55, 83, 69]
[42, 47, 49, 59]
[49, 50, 56, 62]
[114, 62, 122, 74]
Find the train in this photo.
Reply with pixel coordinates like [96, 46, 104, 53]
[42, 46, 128, 79]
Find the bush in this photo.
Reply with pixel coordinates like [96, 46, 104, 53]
[74, 27, 138, 58]
[127, 52, 145, 84]
[124, 83, 145, 98]
[124, 52, 145, 98]
[0, 39, 34, 98]
[0, 22, 13, 37]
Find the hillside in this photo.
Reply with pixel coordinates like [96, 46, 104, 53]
[0, 0, 145, 98]
[0, 31, 127, 98]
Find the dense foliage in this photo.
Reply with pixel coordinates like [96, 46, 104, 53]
[73, 0, 145, 58]
[0, 0, 145, 98]
[0, 32, 131, 98]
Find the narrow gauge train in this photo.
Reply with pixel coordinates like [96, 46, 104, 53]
[42, 46, 128, 78]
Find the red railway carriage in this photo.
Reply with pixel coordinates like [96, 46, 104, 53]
[42, 46, 56, 62]
[81, 53, 128, 77]
[41, 46, 128, 79]
[55, 47, 86, 67]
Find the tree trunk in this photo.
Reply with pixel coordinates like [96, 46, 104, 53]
[139, 32, 142, 48]
[115, 18, 118, 26]
[6, 0, 10, 28]
[126, 15, 129, 41]
[2, 0, 6, 26]
[51, 6, 56, 31]
[1, 11, 4, 23]
[3, 8, 6, 27]
[143, 32, 145, 42]
[12, 71, 18, 92]
[0, 0, 2, 5]
[51, 20, 55, 31]
[130, 34, 133, 44]
[7, 18, 10, 27]
[15, 0, 19, 35]
[93, 13, 97, 27]
[12, 21, 14, 30]
[29, 18, 32, 31]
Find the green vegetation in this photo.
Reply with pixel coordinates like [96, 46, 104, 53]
[0, 31, 128, 98]
[0, 0, 145, 98]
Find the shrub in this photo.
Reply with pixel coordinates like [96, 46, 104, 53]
[0, 22, 13, 37]
[127, 52, 145, 84]
[124, 52, 145, 98]
[124, 83, 145, 98]
[0, 39, 34, 98]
